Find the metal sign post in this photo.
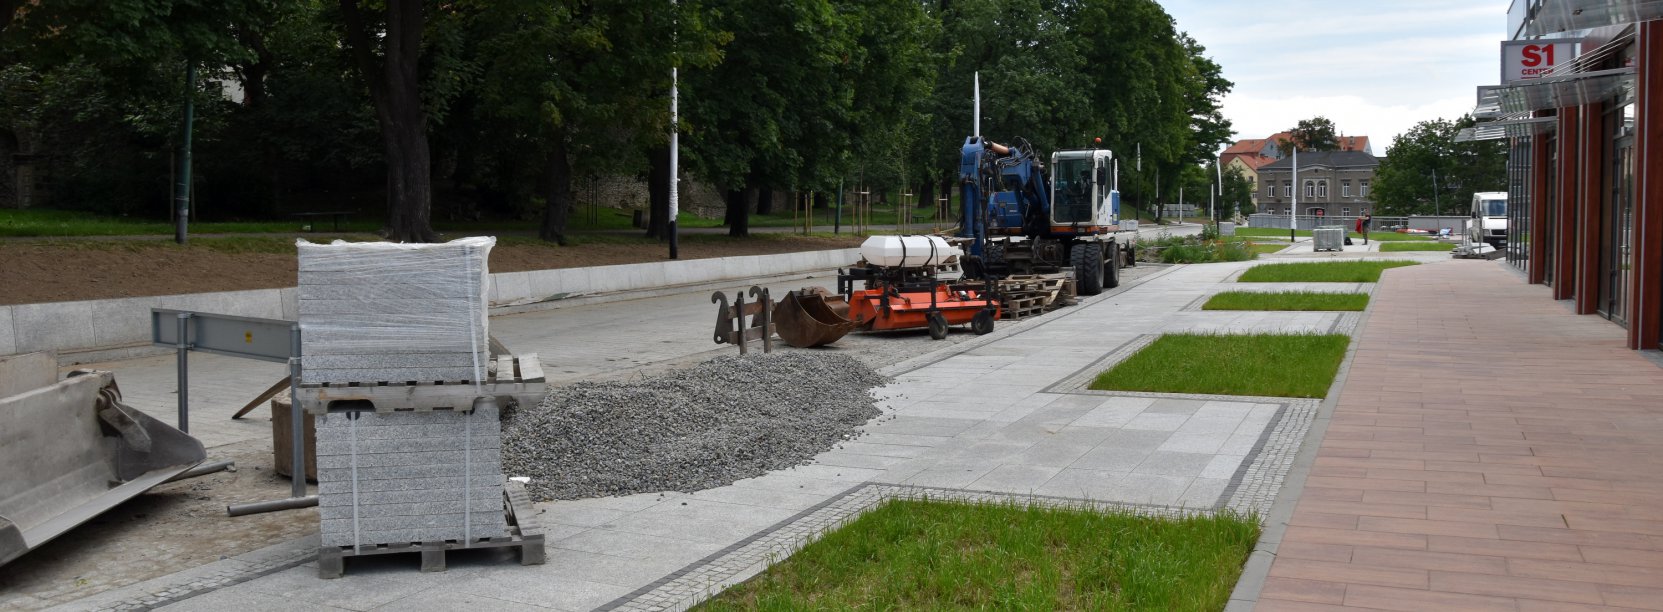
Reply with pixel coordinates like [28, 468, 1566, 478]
[152, 309, 310, 504]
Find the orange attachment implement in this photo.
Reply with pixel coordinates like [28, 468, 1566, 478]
[846, 286, 999, 331]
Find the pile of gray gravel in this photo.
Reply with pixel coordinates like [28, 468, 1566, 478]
[501, 352, 887, 501]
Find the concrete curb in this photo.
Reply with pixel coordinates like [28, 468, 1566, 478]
[1, 248, 860, 364]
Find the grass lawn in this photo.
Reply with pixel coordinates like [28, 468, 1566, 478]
[1090, 333, 1350, 398]
[1203, 291, 1368, 311]
[1379, 241, 1455, 252]
[1245, 242, 1287, 255]
[1234, 227, 1430, 242]
[701, 499, 1259, 611]
[1237, 260, 1418, 283]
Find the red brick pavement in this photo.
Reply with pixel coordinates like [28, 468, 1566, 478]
[1257, 261, 1663, 611]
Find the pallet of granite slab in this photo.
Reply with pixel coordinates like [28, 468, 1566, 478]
[316, 481, 543, 578]
[297, 353, 545, 415]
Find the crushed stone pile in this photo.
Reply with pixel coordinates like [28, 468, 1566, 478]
[502, 352, 887, 501]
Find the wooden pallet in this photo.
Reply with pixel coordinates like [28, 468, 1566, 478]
[1000, 293, 1048, 320]
[318, 482, 545, 578]
[298, 353, 546, 415]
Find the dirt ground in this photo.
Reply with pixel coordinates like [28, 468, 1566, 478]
[0, 234, 864, 306]
[0, 438, 319, 610]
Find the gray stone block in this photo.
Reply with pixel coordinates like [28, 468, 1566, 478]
[301, 352, 485, 370]
[317, 462, 502, 481]
[319, 513, 507, 538]
[301, 365, 486, 385]
[297, 268, 486, 287]
[299, 283, 477, 301]
[317, 405, 498, 428]
[299, 297, 480, 316]
[314, 448, 500, 469]
[321, 524, 510, 548]
[317, 495, 503, 520]
[315, 422, 504, 442]
[318, 484, 503, 507]
[315, 434, 501, 456]
[317, 474, 504, 495]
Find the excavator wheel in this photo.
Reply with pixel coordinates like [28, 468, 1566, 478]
[927, 312, 949, 340]
[1071, 243, 1104, 296]
[972, 309, 996, 335]
[1104, 252, 1120, 290]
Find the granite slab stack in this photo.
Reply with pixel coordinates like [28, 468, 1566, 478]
[295, 237, 508, 548]
[315, 406, 508, 547]
[297, 237, 495, 385]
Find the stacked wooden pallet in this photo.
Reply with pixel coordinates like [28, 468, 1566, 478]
[996, 273, 1075, 320]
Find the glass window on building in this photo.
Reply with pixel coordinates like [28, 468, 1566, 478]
[1266, 183, 1274, 197]
[1343, 206, 1351, 216]
[1360, 181, 1370, 197]
[1318, 181, 1328, 198]
[1342, 180, 1352, 197]
[1304, 181, 1315, 198]
[1283, 182, 1292, 197]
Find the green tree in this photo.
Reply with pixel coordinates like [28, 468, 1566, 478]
[1372, 115, 1505, 216]
[1221, 165, 1254, 219]
[337, 0, 439, 242]
[1277, 116, 1339, 154]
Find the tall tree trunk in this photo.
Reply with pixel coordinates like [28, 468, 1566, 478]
[539, 134, 573, 245]
[726, 188, 749, 237]
[340, 0, 435, 242]
[918, 180, 934, 208]
[235, 26, 281, 216]
[756, 187, 773, 215]
[646, 144, 669, 239]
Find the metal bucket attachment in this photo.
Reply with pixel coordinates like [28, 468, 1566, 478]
[0, 353, 206, 568]
[773, 288, 857, 348]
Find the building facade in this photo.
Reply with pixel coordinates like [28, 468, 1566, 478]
[1220, 134, 1374, 211]
[1252, 151, 1381, 217]
[1465, 1, 1663, 350]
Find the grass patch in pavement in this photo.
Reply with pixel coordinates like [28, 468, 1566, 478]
[701, 499, 1259, 611]
[1234, 227, 1430, 242]
[1090, 333, 1350, 398]
[1378, 241, 1455, 252]
[1203, 291, 1368, 311]
[1238, 260, 1418, 283]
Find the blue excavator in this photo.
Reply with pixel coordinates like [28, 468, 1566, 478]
[958, 136, 1135, 295]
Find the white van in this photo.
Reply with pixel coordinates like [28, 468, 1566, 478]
[1469, 192, 1507, 248]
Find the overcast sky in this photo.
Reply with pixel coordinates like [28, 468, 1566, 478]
[1160, 0, 1511, 155]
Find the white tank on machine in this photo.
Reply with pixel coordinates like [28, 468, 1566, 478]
[860, 235, 961, 267]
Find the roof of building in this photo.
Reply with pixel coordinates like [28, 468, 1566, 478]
[1257, 150, 1381, 170]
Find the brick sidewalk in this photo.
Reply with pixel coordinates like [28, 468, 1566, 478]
[1259, 261, 1663, 611]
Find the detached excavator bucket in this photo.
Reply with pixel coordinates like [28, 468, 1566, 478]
[0, 352, 206, 568]
[773, 288, 857, 348]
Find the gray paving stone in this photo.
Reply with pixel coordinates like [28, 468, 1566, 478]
[964, 464, 1064, 494]
[1144, 399, 1205, 414]
[1133, 451, 1216, 477]
[317, 493, 504, 519]
[318, 462, 503, 481]
[1121, 412, 1190, 432]
[1070, 446, 1151, 473]
[316, 448, 501, 469]
[316, 435, 501, 456]
[318, 475, 505, 495]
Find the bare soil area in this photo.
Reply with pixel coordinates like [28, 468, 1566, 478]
[0, 234, 863, 306]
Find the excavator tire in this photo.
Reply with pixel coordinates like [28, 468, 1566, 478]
[1104, 246, 1121, 290]
[1072, 242, 1104, 296]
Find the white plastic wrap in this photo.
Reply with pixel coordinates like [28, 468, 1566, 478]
[859, 235, 961, 267]
[297, 237, 495, 384]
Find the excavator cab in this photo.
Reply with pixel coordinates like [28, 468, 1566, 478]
[1050, 150, 1117, 230]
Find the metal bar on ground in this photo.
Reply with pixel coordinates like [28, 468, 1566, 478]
[227, 495, 318, 517]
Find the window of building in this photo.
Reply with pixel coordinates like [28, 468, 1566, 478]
[1304, 181, 1315, 198]
[1317, 181, 1328, 198]
[1342, 181, 1352, 197]
[1342, 206, 1351, 216]
[1360, 181, 1370, 197]
[1266, 183, 1274, 198]
[1283, 182, 1292, 197]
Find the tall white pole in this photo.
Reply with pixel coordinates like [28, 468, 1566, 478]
[973, 72, 981, 139]
[668, 0, 680, 259]
[1290, 148, 1298, 242]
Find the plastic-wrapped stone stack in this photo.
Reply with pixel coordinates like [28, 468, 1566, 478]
[297, 237, 495, 384]
[297, 237, 509, 548]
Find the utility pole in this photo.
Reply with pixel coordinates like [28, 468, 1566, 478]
[1290, 148, 1298, 243]
[667, 0, 680, 259]
[174, 64, 195, 245]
